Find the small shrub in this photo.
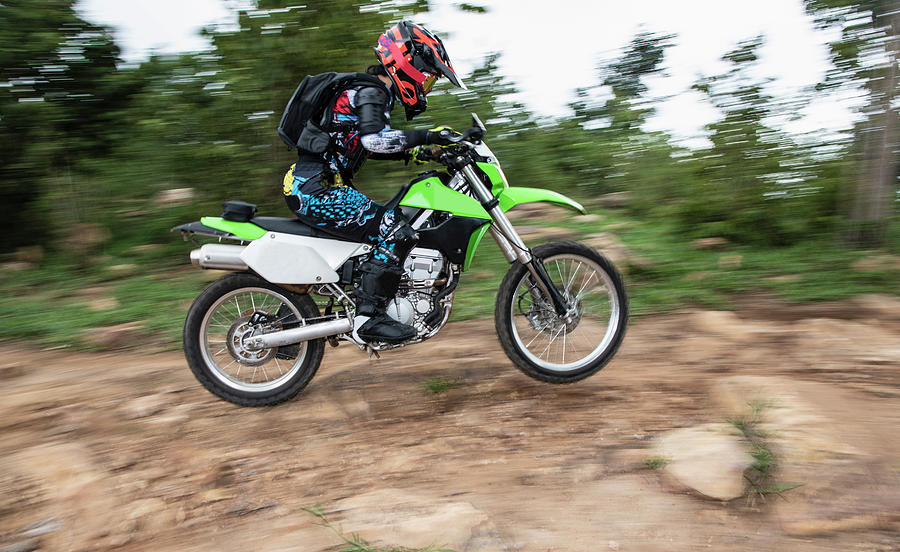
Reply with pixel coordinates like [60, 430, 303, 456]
[728, 400, 804, 505]
[422, 377, 462, 394]
[643, 456, 669, 470]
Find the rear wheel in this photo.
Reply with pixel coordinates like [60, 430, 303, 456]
[183, 273, 324, 406]
[495, 241, 628, 383]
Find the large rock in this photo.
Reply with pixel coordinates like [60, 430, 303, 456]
[711, 376, 900, 536]
[654, 423, 754, 500]
[334, 489, 511, 551]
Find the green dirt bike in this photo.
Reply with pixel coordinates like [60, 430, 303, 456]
[174, 114, 628, 406]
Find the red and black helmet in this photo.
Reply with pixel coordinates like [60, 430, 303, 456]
[374, 21, 466, 120]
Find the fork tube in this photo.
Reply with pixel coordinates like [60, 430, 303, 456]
[489, 226, 518, 263]
[460, 163, 568, 315]
[460, 164, 531, 264]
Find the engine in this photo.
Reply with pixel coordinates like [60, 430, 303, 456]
[385, 247, 453, 334]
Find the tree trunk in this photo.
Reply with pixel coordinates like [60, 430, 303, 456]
[844, 8, 899, 247]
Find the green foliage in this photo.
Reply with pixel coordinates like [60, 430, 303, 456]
[0, 0, 127, 249]
[643, 456, 670, 470]
[727, 400, 804, 504]
[671, 37, 843, 246]
[422, 377, 462, 394]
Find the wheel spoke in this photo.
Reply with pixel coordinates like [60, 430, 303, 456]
[507, 251, 623, 373]
[198, 285, 314, 394]
[565, 262, 582, 295]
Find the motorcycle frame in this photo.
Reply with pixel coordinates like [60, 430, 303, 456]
[178, 140, 588, 348]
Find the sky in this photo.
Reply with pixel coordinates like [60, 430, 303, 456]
[75, 0, 860, 147]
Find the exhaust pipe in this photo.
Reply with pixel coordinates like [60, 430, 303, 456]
[245, 318, 353, 350]
[190, 244, 248, 271]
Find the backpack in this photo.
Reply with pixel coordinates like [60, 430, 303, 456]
[276, 72, 385, 153]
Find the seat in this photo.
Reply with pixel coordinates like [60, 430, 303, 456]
[250, 217, 359, 242]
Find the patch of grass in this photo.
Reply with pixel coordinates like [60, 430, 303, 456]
[422, 377, 463, 394]
[643, 456, 670, 470]
[0, 261, 205, 350]
[302, 504, 455, 552]
[727, 400, 804, 505]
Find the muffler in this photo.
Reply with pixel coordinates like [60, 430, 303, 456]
[245, 318, 353, 350]
[190, 244, 248, 271]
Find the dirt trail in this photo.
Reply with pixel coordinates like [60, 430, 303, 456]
[1, 295, 899, 551]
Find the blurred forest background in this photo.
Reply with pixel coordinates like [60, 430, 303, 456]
[0, 0, 897, 349]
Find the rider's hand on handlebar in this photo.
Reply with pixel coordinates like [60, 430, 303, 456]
[425, 126, 462, 147]
[406, 145, 437, 165]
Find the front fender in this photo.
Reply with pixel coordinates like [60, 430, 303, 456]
[464, 187, 586, 271]
[497, 187, 586, 215]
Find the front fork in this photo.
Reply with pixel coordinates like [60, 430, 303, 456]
[459, 164, 571, 317]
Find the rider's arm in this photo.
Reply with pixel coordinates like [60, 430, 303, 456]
[356, 86, 428, 154]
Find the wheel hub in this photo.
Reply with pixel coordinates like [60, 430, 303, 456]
[525, 293, 583, 333]
[225, 314, 277, 366]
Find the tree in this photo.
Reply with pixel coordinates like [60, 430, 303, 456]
[685, 37, 810, 245]
[804, 0, 899, 247]
[0, 0, 124, 250]
[566, 31, 679, 202]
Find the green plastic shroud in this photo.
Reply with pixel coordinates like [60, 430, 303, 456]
[198, 172, 586, 271]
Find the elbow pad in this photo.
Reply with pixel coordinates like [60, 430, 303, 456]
[356, 86, 390, 135]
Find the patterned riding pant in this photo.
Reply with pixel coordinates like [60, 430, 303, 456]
[283, 161, 409, 265]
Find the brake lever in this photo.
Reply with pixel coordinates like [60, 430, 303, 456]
[448, 126, 484, 145]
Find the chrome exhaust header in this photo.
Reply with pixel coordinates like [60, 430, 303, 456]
[245, 318, 353, 350]
[190, 244, 248, 271]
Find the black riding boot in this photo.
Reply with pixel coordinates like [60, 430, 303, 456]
[354, 261, 416, 343]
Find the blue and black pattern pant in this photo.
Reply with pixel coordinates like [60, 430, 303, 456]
[283, 161, 409, 265]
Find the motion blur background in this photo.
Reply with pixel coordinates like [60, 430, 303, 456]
[0, 0, 897, 349]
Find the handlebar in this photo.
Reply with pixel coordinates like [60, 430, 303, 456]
[447, 125, 484, 145]
[411, 113, 487, 166]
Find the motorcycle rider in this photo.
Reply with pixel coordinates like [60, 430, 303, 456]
[282, 22, 466, 344]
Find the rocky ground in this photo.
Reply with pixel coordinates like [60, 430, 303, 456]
[1, 294, 899, 551]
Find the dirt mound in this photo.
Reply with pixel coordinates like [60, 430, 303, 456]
[1, 299, 898, 551]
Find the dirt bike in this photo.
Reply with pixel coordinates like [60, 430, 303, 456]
[174, 114, 628, 406]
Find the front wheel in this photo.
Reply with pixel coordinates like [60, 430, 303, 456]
[495, 241, 628, 383]
[183, 273, 325, 406]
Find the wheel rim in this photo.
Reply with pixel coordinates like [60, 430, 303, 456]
[509, 254, 621, 373]
[199, 287, 309, 393]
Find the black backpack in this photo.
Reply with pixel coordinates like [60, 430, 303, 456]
[276, 72, 384, 154]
